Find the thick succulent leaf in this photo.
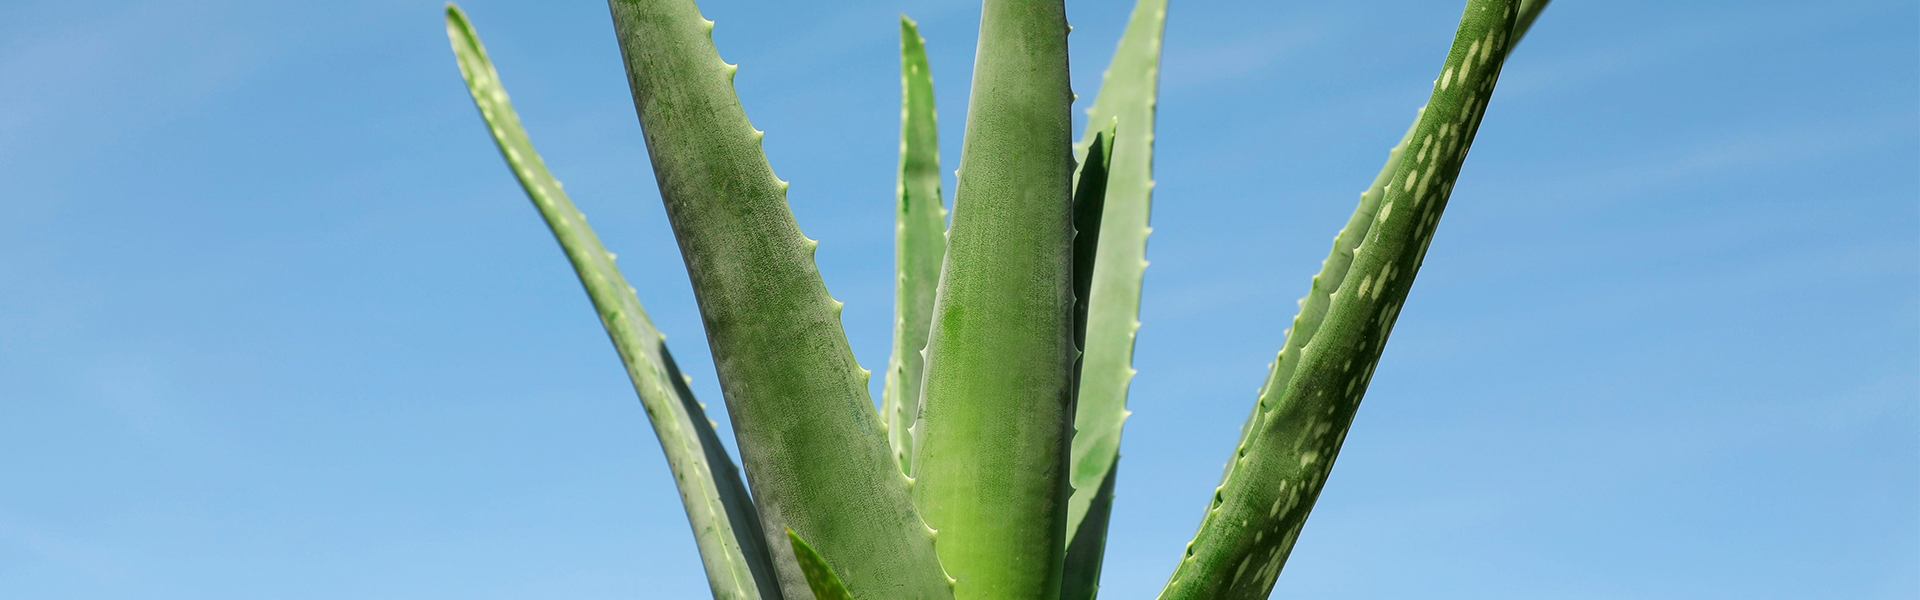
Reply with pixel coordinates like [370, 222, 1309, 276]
[1073, 122, 1117, 354]
[1060, 463, 1117, 600]
[445, 6, 779, 599]
[1158, 2, 1525, 598]
[1224, 0, 1553, 485]
[1222, 0, 1558, 491]
[604, 2, 950, 599]
[786, 529, 856, 600]
[881, 16, 946, 476]
[909, 0, 1076, 597]
[1064, 0, 1168, 591]
[1058, 120, 1115, 600]
[1228, 113, 1421, 480]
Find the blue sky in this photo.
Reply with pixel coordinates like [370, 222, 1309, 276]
[1, 0, 1914, 598]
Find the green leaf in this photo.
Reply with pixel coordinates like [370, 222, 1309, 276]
[1221, 0, 1553, 489]
[909, 0, 1076, 597]
[604, 2, 950, 599]
[881, 15, 946, 476]
[1073, 121, 1118, 356]
[1060, 462, 1118, 600]
[1217, 0, 1558, 500]
[1059, 119, 1115, 600]
[444, 6, 779, 599]
[1245, 112, 1421, 451]
[786, 529, 856, 600]
[1063, 1, 1168, 596]
[1158, 2, 1526, 598]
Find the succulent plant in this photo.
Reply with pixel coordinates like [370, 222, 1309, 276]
[444, 0, 1550, 598]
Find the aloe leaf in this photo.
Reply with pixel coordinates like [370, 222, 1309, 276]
[1210, 0, 1555, 550]
[1219, 0, 1556, 494]
[1058, 119, 1115, 600]
[786, 529, 856, 600]
[1063, 0, 1168, 592]
[881, 16, 946, 476]
[1158, 2, 1525, 598]
[1223, 0, 1552, 486]
[604, 2, 951, 599]
[908, 0, 1076, 597]
[1061, 463, 1118, 600]
[1225, 112, 1421, 484]
[1073, 121, 1117, 357]
[445, 6, 779, 599]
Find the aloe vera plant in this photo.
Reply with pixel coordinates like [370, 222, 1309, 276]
[445, 0, 1550, 598]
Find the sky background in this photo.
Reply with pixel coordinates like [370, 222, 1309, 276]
[2, 0, 1915, 598]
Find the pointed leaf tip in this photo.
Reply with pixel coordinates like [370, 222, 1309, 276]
[787, 528, 855, 600]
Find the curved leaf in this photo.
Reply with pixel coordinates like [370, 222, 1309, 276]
[604, 1, 951, 599]
[445, 6, 780, 599]
[882, 15, 946, 475]
[1063, 2, 1169, 597]
[910, 0, 1077, 597]
[1159, 2, 1526, 598]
